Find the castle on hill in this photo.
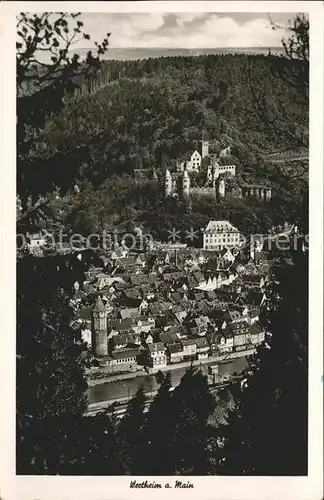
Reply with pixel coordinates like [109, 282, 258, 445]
[163, 140, 271, 201]
[133, 137, 272, 202]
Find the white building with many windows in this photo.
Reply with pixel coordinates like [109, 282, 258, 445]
[178, 150, 202, 172]
[203, 220, 241, 251]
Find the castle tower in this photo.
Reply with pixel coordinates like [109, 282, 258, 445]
[216, 176, 225, 201]
[165, 169, 172, 197]
[202, 139, 209, 159]
[212, 164, 218, 185]
[91, 296, 108, 357]
[182, 168, 190, 197]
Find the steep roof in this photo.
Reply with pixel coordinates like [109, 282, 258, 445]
[148, 342, 165, 353]
[93, 296, 106, 312]
[113, 348, 140, 360]
[204, 220, 239, 233]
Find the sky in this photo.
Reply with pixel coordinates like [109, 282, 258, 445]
[70, 12, 298, 50]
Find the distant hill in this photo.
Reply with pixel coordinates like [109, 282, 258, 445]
[70, 46, 285, 61]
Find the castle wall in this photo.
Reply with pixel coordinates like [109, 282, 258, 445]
[214, 165, 236, 179]
[190, 188, 216, 199]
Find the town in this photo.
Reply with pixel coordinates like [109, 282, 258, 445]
[21, 134, 300, 410]
[69, 221, 271, 388]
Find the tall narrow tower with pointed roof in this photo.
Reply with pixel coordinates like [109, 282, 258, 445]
[182, 168, 190, 197]
[165, 168, 172, 197]
[201, 132, 209, 159]
[202, 139, 209, 159]
[92, 296, 108, 356]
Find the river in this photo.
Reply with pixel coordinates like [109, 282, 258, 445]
[87, 356, 248, 404]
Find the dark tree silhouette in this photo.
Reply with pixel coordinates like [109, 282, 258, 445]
[219, 252, 308, 475]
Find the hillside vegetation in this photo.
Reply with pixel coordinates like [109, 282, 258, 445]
[18, 53, 308, 238]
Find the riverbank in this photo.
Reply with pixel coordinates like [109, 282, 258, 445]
[147, 348, 255, 373]
[87, 368, 147, 387]
[86, 351, 251, 412]
[86, 348, 255, 387]
[86, 373, 244, 416]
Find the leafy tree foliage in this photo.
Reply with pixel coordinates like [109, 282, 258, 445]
[17, 12, 109, 211]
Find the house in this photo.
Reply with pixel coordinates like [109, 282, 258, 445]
[78, 307, 92, 324]
[190, 316, 210, 336]
[203, 220, 241, 251]
[81, 327, 92, 348]
[169, 292, 183, 305]
[167, 343, 184, 364]
[227, 321, 250, 351]
[107, 318, 134, 336]
[205, 290, 216, 301]
[241, 274, 266, 289]
[147, 342, 167, 368]
[193, 291, 205, 302]
[219, 248, 236, 263]
[181, 339, 197, 358]
[225, 310, 242, 323]
[159, 331, 180, 346]
[95, 273, 113, 289]
[145, 332, 154, 344]
[250, 323, 265, 345]
[110, 348, 140, 368]
[27, 232, 47, 248]
[130, 275, 146, 287]
[246, 308, 260, 325]
[135, 254, 146, 268]
[174, 310, 188, 324]
[121, 288, 142, 301]
[218, 330, 234, 353]
[192, 270, 205, 285]
[110, 335, 128, 351]
[209, 310, 228, 330]
[115, 255, 139, 271]
[132, 317, 155, 335]
[179, 150, 202, 173]
[206, 333, 220, 356]
[195, 337, 210, 360]
[118, 308, 139, 320]
[149, 301, 172, 316]
[110, 332, 141, 351]
[111, 246, 128, 260]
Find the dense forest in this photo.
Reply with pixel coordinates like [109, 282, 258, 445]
[18, 52, 308, 238]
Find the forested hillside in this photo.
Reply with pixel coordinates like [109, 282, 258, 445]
[18, 53, 308, 238]
[41, 54, 307, 180]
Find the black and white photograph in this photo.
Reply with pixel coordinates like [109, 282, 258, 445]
[1, 1, 323, 498]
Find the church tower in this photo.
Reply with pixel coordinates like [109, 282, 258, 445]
[216, 176, 225, 201]
[165, 169, 172, 197]
[182, 168, 190, 198]
[92, 296, 108, 356]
